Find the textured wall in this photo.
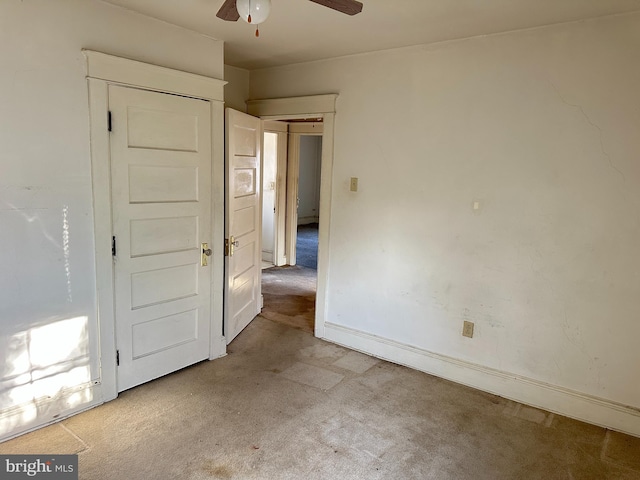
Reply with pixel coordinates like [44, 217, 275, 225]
[0, 0, 223, 439]
[250, 13, 640, 418]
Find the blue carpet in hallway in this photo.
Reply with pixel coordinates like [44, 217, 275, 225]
[296, 223, 318, 269]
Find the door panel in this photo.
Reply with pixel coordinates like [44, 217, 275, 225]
[109, 85, 212, 392]
[235, 206, 257, 237]
[130, 263, 198, 308]
[128, 165, 199, 202]
[129, 216, 198, 257]
[127, 108, 199, 151]
[132, 309, 198, 358]
[225, 109, 262, 344]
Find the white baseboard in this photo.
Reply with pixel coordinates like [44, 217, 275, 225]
[323, 322, 640, 438]
[297, 217, 319, 226]
[0, 382, 103, 443]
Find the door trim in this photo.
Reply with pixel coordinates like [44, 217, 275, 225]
[247, 95, 337, 339]
[84, 50, 225, 100]
[85, 51, 226, 403]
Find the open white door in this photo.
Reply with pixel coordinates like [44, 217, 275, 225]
[225, 109, 262, 343]
[109, 85, 212, 392]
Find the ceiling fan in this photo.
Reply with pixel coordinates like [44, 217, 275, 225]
[217, 0, 363, 36]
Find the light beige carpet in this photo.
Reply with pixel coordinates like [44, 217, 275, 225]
[2, 314, 640, 479]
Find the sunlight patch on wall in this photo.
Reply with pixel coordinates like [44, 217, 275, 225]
[62, 205, 73, 303]
[29, 316, 88, 367]
[0, 316, 95, 437]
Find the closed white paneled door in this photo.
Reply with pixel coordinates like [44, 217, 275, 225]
[225, 109, 262, 343]
[109, 85, 212, 392]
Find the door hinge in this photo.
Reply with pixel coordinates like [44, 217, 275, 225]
[116, 350, 120, 366]
[112, 236, 117, 256]
[107, 111, 112, 132]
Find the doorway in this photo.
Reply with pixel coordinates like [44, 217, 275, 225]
[260, 121, 323, 334]
[248, 94, 337, 339]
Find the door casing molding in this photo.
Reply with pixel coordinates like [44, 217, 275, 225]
[85, 50, 227, 403]
[247, 95, 337, 339]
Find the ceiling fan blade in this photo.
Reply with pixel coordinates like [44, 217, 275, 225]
[216, 0, 240, 21]
[308, 0, 363, 16]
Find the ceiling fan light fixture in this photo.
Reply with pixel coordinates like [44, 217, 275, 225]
[236, 0, 271, 25]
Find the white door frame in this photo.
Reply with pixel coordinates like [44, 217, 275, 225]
[85, 50, 227, 403]
[247, 95, 337, 338]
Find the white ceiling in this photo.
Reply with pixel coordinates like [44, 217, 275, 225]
[101, 0, 640, 70]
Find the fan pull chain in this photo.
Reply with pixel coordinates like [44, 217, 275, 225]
[255, 26, 260, 37]
[248, 0, 252, 23]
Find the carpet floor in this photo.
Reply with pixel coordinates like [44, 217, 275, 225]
[295, 224, 318, 270]
[2, 294, 640, 479]
[261, 265, 316, 334]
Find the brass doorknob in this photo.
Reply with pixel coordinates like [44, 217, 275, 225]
[201, 242, 212, 266]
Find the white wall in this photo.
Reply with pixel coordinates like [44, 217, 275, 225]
[250, 13, 640, 435]
[0, 0, 223, 440]
[297, 136, 322, 225]
[224, 65, 250, 112]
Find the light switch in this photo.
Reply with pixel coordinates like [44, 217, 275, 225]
[462, 321, 474, 338]
[350, 177, 358, 192]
